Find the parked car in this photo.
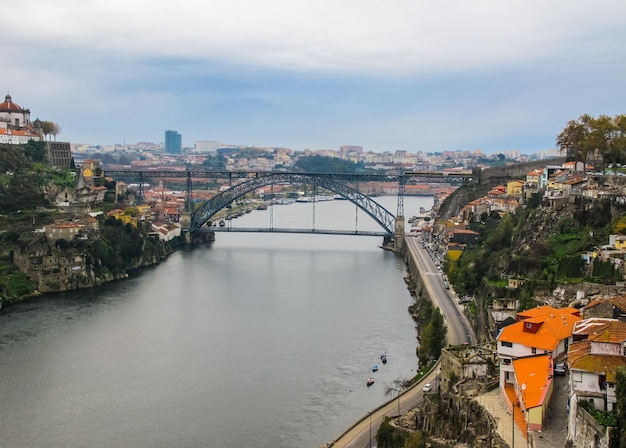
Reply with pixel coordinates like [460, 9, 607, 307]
[422, 383, 433, 392]
[554, 363, 566, 375]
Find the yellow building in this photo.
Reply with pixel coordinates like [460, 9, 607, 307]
[506, 180, 524, 196]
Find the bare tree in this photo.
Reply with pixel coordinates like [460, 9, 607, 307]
[385, 376, 411, 417]
[41, 120, 55, 141]
[51, 122, 62, 141]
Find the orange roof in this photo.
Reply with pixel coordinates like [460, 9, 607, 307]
[517, 305, 580, 320]
[46, 222, 81, 229]
[512, 354, 553, 409]
[0, 128, 38, 137]
[499, 306, 581, 351]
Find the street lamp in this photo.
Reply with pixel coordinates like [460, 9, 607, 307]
[392, 388, 401, 416]
[369, 411, 372, 448]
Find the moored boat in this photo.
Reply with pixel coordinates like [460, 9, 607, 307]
[366, 377, 375, 386]
[372, 365, 379, 372]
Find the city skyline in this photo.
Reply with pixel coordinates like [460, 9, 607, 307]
[2, 0, 624, 153]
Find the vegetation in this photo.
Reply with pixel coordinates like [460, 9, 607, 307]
[415, 299, 447, 364]
[201, 153, 228, 170]
[0, 142, 173, 305]
[41, 121, 62, 141]
[445, 193, 626, 310]
[579, 399, 617, 428]
[293, 155, 367, 173]
[557, 114, 626, 171]
[376, 416, 430, 448]
[614, 367, 626, 448]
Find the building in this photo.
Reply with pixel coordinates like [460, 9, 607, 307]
[44, 222, 82, 241]
[0, 94, 33, 130]
[46, 141, 73, 169]
[497, 305, 581, 432]
[0, 94, 42, 143]
[193, 140, 222, 153]
[165, 130, 182, 154]
[566, 318, 626, 443]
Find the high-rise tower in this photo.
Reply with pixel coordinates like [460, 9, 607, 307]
[164, 130, 182, 154]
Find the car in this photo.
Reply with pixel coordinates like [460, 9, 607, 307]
[422, 383, 433, 392]
[554, 363, 566, 375]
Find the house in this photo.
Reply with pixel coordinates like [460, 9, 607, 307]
[525, 169, 543, 189]
[512, 354, 554, 432]
[440, 344, 499, 396]
[44, 222, 82, 241]
[582, 296, 626, 322]
[506, 180, 524, 196]
[497, 306, 581, 431]
[151, 221, 181, 241]
[567, 319, 626, 418]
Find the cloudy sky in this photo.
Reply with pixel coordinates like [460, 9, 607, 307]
[2, 0, 624, 153]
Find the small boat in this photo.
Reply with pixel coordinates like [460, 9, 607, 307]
[372, 365, 379, 372]
[381, 354, 387, 364]
[367, 377, 375, 386]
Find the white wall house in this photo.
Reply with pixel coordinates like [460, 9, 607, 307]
[567, 319, 626, 442]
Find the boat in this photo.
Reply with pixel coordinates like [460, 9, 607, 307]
[381, 353, 387, 364]
[366, 377, 375, 386]
[372, 365, 379, 372]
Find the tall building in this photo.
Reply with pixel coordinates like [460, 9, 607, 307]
[165, 130, 182, 154]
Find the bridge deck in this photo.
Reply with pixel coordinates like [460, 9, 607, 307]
[200, 227, 391, 237]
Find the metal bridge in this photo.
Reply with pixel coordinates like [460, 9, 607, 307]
[104, 169, 472, 238]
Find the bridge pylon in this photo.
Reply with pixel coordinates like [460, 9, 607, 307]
[394, 216, 405, 251]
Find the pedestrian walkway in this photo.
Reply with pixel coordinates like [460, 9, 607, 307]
[474, 387, 526, 447]
[475, 375, 569, 448]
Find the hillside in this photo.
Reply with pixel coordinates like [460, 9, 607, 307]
[0, 143, 172, 306]
[439, 169, 626, 340]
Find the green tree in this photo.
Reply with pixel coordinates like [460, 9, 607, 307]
[615, 367, 626, 448]
[41, 121, 55, 141]
[377, 416, 409, 448]
[556, 114, 626, 171]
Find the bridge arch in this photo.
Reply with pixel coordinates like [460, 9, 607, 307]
[191, 173, 396, 236]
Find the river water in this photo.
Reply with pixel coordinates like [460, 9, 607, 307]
[0, 196, 432, 448]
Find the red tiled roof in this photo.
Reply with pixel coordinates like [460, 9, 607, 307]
[0, 94, 24, 112]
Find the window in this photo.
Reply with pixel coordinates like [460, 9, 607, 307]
[526, 322, 533, 329]
[531, 347, 537, 354]
[501, 341, 513, 348]
[502, 358, 511, 365]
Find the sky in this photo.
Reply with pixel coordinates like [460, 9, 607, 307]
[2, 0, 625, 153]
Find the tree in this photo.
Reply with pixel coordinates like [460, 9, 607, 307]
[51, 122, 62, 141]
[615, 367, 626, 448]
[556, 114, 626, 171]
[41, 121, 55, 141]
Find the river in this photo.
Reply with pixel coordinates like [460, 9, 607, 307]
[0, 196, 433, 448]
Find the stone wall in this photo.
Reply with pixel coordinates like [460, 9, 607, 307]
[403, 391, 509, 447]
[572, 404, 611, 448]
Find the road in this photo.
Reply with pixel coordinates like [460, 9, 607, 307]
[405, 235, 474, 346]
[328, 234, 475, 447]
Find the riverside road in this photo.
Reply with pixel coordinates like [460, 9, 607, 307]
[329, 234, 475, 447]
